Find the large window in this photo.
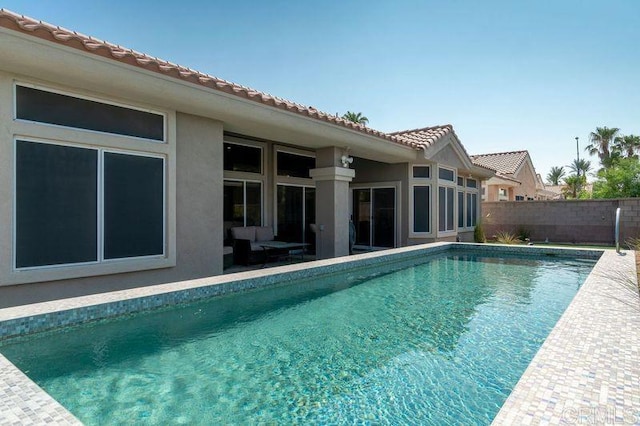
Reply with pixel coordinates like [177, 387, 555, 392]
[16, 141, 98, 267]
[277, 151, 315, 178]
[223, 143, 262, 173]
[274, 147, 316, 247]
[103, 152, 164, 259]
[466, 193, 478, 227]
[223, 180, 262, 235]
[438, 167, 455, 182]
[438, 166, 456, 233]
[413, 166, 430, 178]
[438, 186, 455, 232]
[459, 177, 478, 229]
[458, 191, 465, 229]
[410, 165, 433, 236]
[15, 140, 165, 269]
[16, 85, 165, 141]
[413, 186, 430, 233]
[223, 140, 265, 242]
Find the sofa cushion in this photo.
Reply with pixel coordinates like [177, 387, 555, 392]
[250, 242, 265, 252]
[255, 226, 274, 242]
[231, 226, 256, 242]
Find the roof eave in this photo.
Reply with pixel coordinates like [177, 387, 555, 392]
[0, 24, 418, 163]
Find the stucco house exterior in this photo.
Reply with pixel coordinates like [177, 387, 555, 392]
[470, 150, 554, 201]
[0, 10, 492, 306]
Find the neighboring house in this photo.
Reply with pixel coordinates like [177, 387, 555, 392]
[470, 150, 553, 201]
[0, 10, 492, 306]
[535, 174, 560, 200]
[546, 183, 593, 200]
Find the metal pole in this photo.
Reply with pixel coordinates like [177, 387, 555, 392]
[615, 207, 621, 253]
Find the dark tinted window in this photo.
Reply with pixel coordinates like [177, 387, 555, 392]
[458, 191, 465, 228]
[16, 86, 164, 141]
[104, 153, 164, 259]
[438, 168, 454, 181]
[467, 193, 477, 227]
[224, 143, 262, 173]
[277, 151, 314, 178]
[466, 179, 477, 188]
[15, 141, 98, 267]
[457, 177, 464, 186]
[413, 166, 430, 178]
[413, 186, 430, 232]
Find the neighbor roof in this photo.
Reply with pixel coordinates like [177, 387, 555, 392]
[470, 150, 529, 175]
[0, 9, 445, 151]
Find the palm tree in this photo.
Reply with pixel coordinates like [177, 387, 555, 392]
[567, 158, 592, 177]
[614, 134, 640, 158]
[585, 126, 620, 167]
[546, 166, 565, 185]
[562, 174, 587, 199]
[342, 111, 369, 126]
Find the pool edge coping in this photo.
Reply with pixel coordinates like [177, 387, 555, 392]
[491, 249, 640, 425]
[0, 242, 604, 339]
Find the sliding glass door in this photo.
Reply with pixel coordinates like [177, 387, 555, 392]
[353, 187, 396, 248]
[276, 185, 315, 248]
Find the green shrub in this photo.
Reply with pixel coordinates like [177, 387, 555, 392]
[474, 222, 486, 243]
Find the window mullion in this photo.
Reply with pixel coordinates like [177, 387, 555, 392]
[243, 181, 247, 227]
[98, 150, 104, 262]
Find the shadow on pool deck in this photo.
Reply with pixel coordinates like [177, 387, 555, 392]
[223, 248, 377, 274]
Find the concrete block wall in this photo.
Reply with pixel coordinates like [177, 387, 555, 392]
[482, 199, 640, 246]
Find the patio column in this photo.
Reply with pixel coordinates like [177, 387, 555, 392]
[310, 147, 355, 259]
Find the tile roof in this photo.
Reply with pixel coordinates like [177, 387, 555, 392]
[388, 125, 454, 149]
[0, 9, 424, 149]
[470, 150, 529, 175]
[0, 9, 482, 159]
[390, 126, 496, 174]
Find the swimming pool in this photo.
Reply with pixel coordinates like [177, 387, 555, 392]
[0, 250, 596, 424]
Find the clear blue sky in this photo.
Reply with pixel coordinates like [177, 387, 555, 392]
[4, 1, 639, 180]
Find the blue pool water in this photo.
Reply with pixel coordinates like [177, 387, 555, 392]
[0, 253, 595, 424]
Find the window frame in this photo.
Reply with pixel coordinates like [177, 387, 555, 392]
[223, 141, 264, 175]
[456, 175, 479, 231]
[223, 178, 264, 227]
[349, 182, 401, 249]
[13, 138, 167, 272]
[101, 148, 166, 262]
[409, 165, 434, 238]
[437, 166, 457, 236]
[14, 82, 167, 143]
[3, 81, 176, 286]
[223, 138, 266, 240]
[275, 183, 315, 242]
[273, 145, 315, 234]
[273, 145, 315, 185]
[412, 165, 430, 179]
[466, 192, 478, 228]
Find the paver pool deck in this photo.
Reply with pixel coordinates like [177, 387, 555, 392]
[493, 249, 640, 425]
[0, 244, 638, 425]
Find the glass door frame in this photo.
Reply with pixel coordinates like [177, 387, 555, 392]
[349, 181, 401, 249]
[274, 183, 315, 245]
[273, 145, 316, 245]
